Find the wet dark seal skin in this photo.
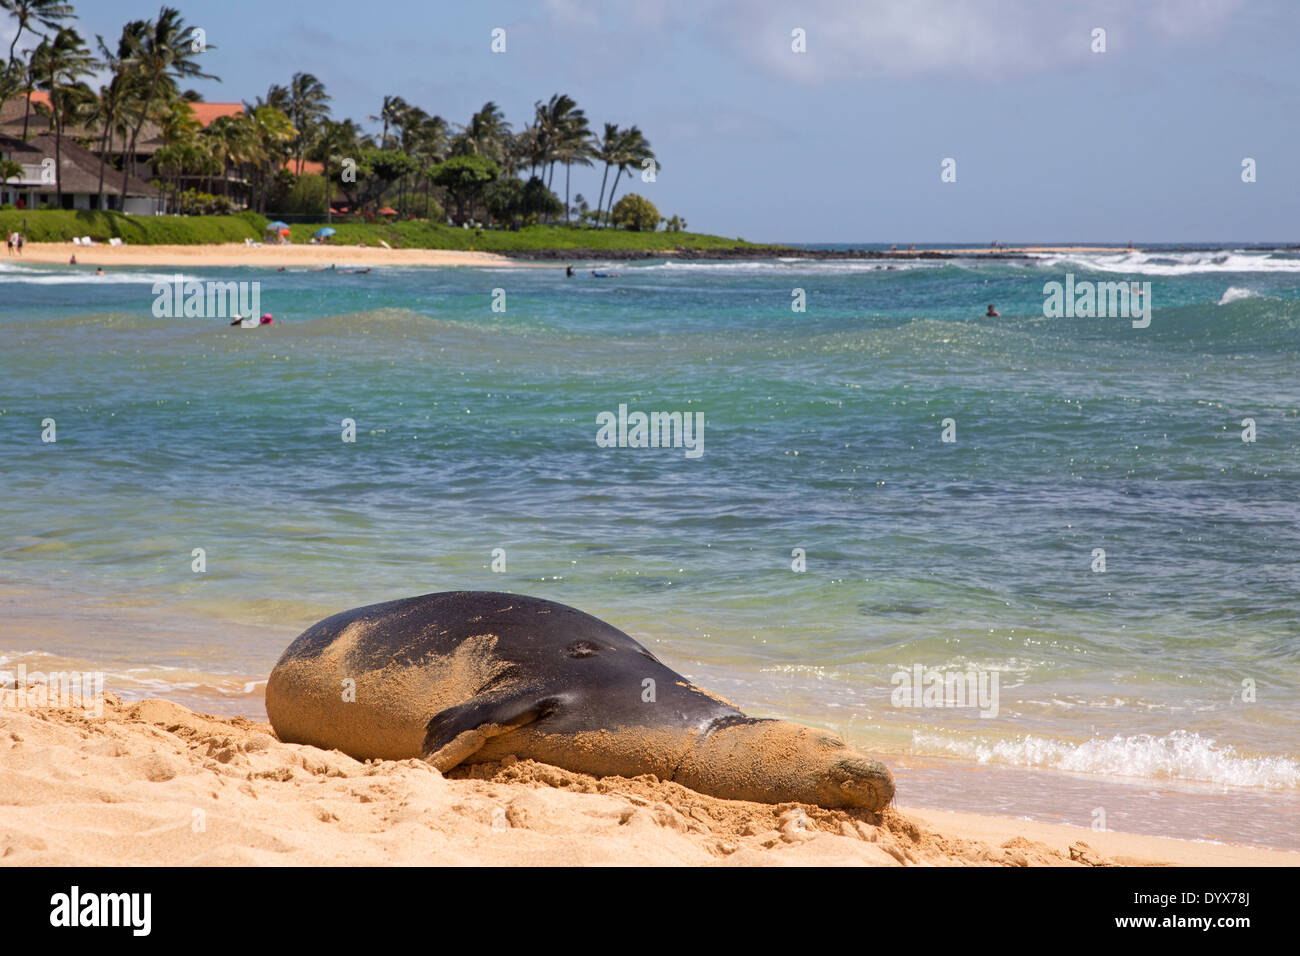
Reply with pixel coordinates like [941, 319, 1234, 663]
[266, 591, 895, 810]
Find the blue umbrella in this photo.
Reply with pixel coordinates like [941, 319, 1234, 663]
[313, 227, 336, 238]
[266, 221, 288, 230]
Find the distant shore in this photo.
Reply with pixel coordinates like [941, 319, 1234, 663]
[504, 244, 1131, 261]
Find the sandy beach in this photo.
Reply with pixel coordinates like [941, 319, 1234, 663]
[1, 689, 1293, 867]
[13, 242, 520, 269]
[5, 242, 1134, 271]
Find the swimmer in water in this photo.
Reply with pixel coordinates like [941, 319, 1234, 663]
[95, 267, 104, 275]
[985, 304, 999, 317]
[565, 265, 574, 277]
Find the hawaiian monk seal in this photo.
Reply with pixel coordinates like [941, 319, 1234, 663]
[266, 591, 895, 811]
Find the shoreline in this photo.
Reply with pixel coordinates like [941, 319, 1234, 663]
[2, 594, 1295, 856]
[1, 690, 1295, 866]
[11, 242, 522, 269]
[5, 241, 1146, 269]
[504, 244, 1132, 261]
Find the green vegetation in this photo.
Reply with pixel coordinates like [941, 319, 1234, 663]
[610, 193, 659, 232]
[1, 2, 689, 239]
[0, 207, 766, 251]
[0, 207, 262, 243]
[273, 221, 766, 252]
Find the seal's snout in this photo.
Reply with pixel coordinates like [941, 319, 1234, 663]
[832, 757, 895, 812]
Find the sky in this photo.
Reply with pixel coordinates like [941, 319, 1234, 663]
[7, 0, 1299, 243]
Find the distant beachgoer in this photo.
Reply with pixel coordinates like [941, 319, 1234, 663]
[95, 267, 104, 275]
[69, 254, 76, 265]
[890, 244, 897, 251]
[16, 233, 23, 255]
[565, 265, 574, 277]
[985, 304, 999, 317]
[6, 232, 13, 256]
[277, 266, 286, 272]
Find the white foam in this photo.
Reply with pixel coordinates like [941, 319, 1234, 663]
[912, 729, 1300, 789]
[1031, 250, 1300, 275]
[635, 259, 941, 275]
[0, 262, 194, 285]
[1218, 286, 1259, 304]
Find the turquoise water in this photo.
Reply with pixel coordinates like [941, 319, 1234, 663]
[2, 248, 1297, 846]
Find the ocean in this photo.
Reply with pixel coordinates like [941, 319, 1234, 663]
[2, 245, 1297, 849]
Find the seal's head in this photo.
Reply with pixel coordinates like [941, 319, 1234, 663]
[675, 717, 895, 811]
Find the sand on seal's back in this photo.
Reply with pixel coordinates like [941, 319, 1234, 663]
[266, 618, 516, 760]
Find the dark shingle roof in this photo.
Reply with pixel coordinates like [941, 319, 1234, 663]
[1, 132, 160, 197]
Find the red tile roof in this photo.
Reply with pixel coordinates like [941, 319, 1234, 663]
[281, 159, 325, 176]
[188, 102, 244, 127]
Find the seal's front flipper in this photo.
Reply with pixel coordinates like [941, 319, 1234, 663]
[422, 695, 563, 771]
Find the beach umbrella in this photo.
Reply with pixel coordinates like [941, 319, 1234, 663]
[313, 227, 336, 239]
[266, 221, 288, 231]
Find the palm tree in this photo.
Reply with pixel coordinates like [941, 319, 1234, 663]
[532, 94, 576, 191]
[32, 27, 96, 207]
[369, 94, 406, 149]
[287, 71, 330, 174]
[391, 102, 430, 214]
[153, 97, 216, 210]
[553, 105, 592, 225]
[509, 123, 546, 180]
[17, 49, 41, 140]
[245, 101, 293, 212]
[205, 111, 256, 201]
[592, 123, 620, 227]
[1, 0, 75, 103]
[452, 101, 510, 165]
[605, 125, 656, 226]
[408, 113, 448, 218]
[260, 82, 290, 113]
[92, 24, 143, 210]
[118, 7, 217, 201]
[310, 117, 359, 223]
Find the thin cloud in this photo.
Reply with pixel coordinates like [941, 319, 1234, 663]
[712, 0, 1244, 82]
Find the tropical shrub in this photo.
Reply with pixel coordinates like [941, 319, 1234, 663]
[611, 193, 659, 231]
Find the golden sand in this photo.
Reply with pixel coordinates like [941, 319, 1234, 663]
[2, 691, 1293, 866]
[16, 241, 522, 269]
